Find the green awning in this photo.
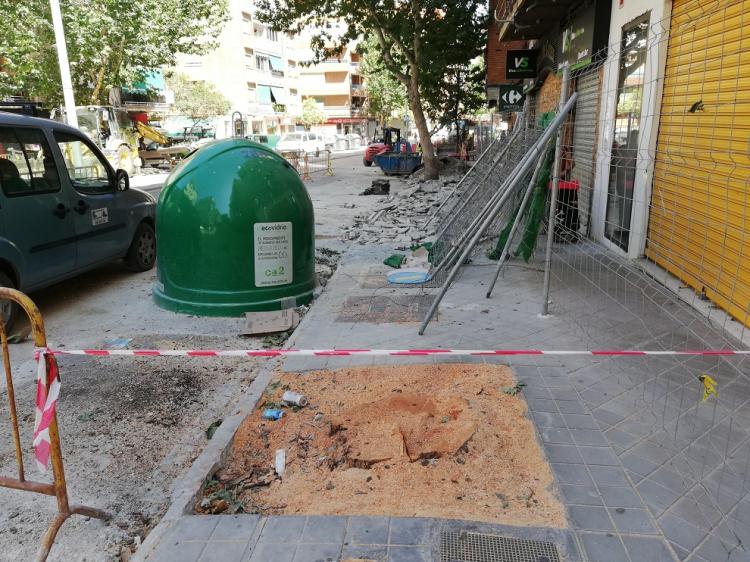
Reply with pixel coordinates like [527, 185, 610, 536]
[257, 85, 272, 104]
[269, 56, 283, 71]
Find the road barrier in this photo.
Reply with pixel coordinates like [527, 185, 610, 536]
[280, 149, 333, 180]
[0, 289, 109, 562]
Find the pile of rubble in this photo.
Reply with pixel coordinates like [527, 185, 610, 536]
[340, 173, 463, 248]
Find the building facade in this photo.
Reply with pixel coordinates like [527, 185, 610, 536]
[487, 0, 750, 332]
[174, 0, 303, 138]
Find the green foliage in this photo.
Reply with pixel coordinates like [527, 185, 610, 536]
[423, 58, 486, 140]
[358, 35, 408, 127]
[0, 0, 229, 105]
[300, 97, 326, 128]
[501, 382, 526, 396]
[255, 0, 487, 179]
[167, 73, 230, 123]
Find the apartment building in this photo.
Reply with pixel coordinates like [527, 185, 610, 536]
[173, 0, 303, 138]
[290, 27, 374, 138]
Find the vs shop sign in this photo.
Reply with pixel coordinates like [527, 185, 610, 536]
[506, 49, 539, 79]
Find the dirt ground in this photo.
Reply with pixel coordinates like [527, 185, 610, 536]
[207, 364, 566, 528]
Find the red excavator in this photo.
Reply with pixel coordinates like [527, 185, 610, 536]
[363, 127, 400, 167]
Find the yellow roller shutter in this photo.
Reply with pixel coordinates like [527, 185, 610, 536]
[646, 0, 750, 327]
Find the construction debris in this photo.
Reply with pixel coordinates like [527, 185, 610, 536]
[340, 172, 463, 248]
[361, 179, 390, 195]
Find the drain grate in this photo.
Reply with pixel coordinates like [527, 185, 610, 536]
[440, 531, 560, 562]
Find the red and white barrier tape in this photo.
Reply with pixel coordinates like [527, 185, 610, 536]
[36, 348, 750, 357]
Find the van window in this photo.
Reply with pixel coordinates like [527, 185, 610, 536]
[0, 127, 61, 196]
[54, 132, 112, 194]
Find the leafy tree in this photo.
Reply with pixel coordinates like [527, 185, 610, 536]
[0, 0, 229, 106]
[255, 0, 486, 180]
[300, 97, 327, 129]
[358, 36, 408, 128]
[167, 73, 230, 125]
[424, 59, 486, 151]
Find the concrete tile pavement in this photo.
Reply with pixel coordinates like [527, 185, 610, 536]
[137, 243, 750, 561]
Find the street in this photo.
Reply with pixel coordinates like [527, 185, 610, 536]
[0, 149, 389, 562]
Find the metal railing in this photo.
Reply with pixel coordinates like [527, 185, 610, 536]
[279, 149, 333, 180]
[0, 288, 110, 561]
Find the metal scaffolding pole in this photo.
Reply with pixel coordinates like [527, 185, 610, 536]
[541, 65, 571, 316]
[485, 138, 553, 298]
[49, 0, 78, 129]
[418, 91, 578, 335]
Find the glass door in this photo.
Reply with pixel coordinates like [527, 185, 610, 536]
[605, 14, 650, 251]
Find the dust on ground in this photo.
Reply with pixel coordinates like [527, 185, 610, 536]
[0, 334, 258, 562]
[203, 364, 566, 528]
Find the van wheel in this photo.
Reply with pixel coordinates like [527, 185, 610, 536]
[125, 222, 156, 272]
[0, 272, 19, 333]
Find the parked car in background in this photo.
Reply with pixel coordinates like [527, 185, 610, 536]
[275, 132, 325, 156]
[0, 112, 157, 330]
[345, 133, 363, 149]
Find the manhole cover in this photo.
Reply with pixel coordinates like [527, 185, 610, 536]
[335, 295, 435, 323]
[440, 531, 560, 562]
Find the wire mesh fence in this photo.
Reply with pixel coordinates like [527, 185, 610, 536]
[421, 1, 750, 558]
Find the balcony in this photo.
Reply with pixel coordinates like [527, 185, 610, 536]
[495, 0, 578, 41]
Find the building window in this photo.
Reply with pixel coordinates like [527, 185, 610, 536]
[241, 12, 251, 23]
[255, 54, 270, 72]
[266, 28, 279, 41]
[290, 89, 298, 96]
[247, 82, 256, 91]
[604, 14, 649, 252]
[288, 60, 297, 68]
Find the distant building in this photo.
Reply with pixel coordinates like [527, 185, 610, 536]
[174, 0, 303, 138]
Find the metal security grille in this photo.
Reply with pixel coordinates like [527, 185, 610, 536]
[570, 67, 602, 235]
[440, 531, 560, 562]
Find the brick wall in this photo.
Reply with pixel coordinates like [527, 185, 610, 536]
[486, 0, 526, 85]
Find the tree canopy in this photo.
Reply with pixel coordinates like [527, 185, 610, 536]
[0, 0, 229, 106]
[256, 0, 487, 179]
[358, 35, 408, 128]
[300, 97, 327, 129]
[166, 73, 230, 124]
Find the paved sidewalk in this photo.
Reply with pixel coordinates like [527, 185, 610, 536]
[137, 243, 750, 562]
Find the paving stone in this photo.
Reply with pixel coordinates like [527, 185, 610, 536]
[552, 463, 594, 486]
[567, 506, 614, 531]
[560, 485, 603, 506]
[548, 388, 580, 401]
[579, 446, 620, 466]
[523, 386, 553, 399]
[694, 534, 742, 562]
[650, 466, 695, 494]
[579, 532, 629, 562]
[292, 543, 343, 562]
[658, 513, 708, 553]
[609, 507, 658, 534]
[245, 542, 296, 562]
[599, 486, 644, 508]
[169, 516, 220, 543]
[199, 541, 248, 562]
[533, 411, 567, 428]
[527, 398, 559, 413]
[302, 516, 348, 543]
[589, 465, 630, 487]
[545, 444, 585, 464]
[388, 518, 434, 545]
[604, 427, 641, 450]
[620, 452, 661, 478]
[555, 400, 588, 414]
[631, 440, 675, 465]
[620, 535, 675, 562]
[156, 539, 206, 562]
[341, 545, 388, 561]
[570, 429, 608, 447]
[563, 414, 599, 430]
[387, 546, 431, 562]
[346, 516, 390, 545]
[591, 407, 629, 426]
[637, 479, 682, 516]
[258, 517, 306, 543]
[540, 427, 575, 444]
[211, 516, 261, 541]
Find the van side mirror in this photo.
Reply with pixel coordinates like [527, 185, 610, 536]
[115, 169, 129, 192]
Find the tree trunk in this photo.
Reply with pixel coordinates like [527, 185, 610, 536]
[90, 65, 106, 104]
[408, 76, 438, 180]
